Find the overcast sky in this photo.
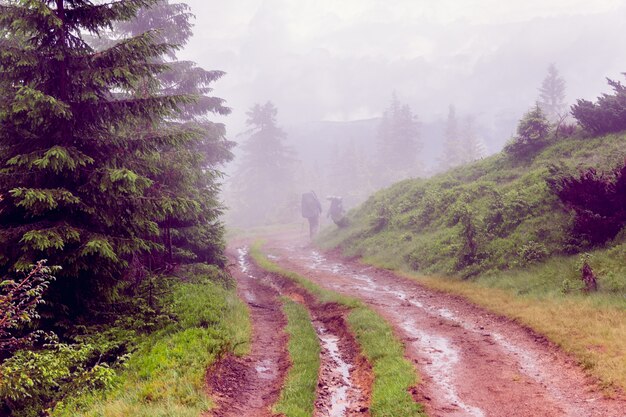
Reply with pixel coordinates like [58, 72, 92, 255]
[178, 0, 626, 136]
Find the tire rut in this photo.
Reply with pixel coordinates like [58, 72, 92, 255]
[252, 246, 374, 417]
[207, 244, 373, 417]
[205, 247, 289, 417]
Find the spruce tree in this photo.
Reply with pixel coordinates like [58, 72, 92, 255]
[230, 101, 296, 226]
[504, 104, 550, 158]
[113, 0, 234, 266]
[460, 115, 487, 164]
[439, 104, 463, 171]
[0, 0, 204, 313]
[376, 93, 421, 187]
[538, 64, 566, 122]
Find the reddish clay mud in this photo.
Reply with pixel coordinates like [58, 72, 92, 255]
[254, 247, 373, 417]
[311, 306, 372, 417]
[264, 232, 626, 417]
[205, 247, 289, 417]
[207, 244, 372, 417]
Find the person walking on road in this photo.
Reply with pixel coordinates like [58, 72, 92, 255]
[301, 191, 322, 239]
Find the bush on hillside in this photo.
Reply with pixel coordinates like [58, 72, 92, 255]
[571, 74, 626, 135]
[504, 104, 551, 159]
[547, 161, 626, 246]
[519, 241, 549, 265]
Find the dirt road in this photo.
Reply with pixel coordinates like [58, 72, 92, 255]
[258, 232, 626, 417]
[207, 245, 372, 417]
[205, 247, 289, 417]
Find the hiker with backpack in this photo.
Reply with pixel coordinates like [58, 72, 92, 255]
[301, 191, 322, 239]
[327, 196, 349, 228]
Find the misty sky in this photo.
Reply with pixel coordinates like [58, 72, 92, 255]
[178, 0, 626, 139]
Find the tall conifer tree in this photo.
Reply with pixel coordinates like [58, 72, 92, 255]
[230, 101, 296, 226]
[113, 1, 234, 266]
[538, 64, 566, 122]
[439, 105, 464, 171]
[0, 0, 214, 313]
[376, 93, 421, 187]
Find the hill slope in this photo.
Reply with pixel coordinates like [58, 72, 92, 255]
[320, 132, 626, 291]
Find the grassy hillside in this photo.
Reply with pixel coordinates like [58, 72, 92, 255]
[320, 132, 626, 287]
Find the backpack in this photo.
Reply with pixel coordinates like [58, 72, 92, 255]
[301, 192, 320, 218]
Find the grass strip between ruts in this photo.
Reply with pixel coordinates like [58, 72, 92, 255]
[273, 297, 321, 417]
[251, 241, 426, 417]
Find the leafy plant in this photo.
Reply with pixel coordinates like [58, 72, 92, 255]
[1, 341, 119, 417]
[0, 261, 54, 357]
[518, 241, 548, 265]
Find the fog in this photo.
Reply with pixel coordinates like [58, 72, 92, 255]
[180, 0, 625, 128]
[174, 0, 626, 225]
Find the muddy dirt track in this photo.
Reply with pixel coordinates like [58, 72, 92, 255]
[205, 247, 289, 417]
[207, 245, 372, 417]
[211, 232, 626, 417]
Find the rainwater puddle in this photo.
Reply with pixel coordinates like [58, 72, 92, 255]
[244, 290, 256, 303]
[255, 359, 275, 380]
[315, 324, 355, 417]
[401, 318, 485, 417]
[237, 247, 249, 273]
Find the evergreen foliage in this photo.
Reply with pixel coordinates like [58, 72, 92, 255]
[0, 0, 230, 314]
[571, 74, 626, 135]
[504, 104, 551, 158]
[230, 102, 296, 226]
[547, 161, 626, 246]
[538, 64, 566, 121]
[112, 0, 235, 267]
[376, 93, 421, 186]
[439, 105, 463, 171]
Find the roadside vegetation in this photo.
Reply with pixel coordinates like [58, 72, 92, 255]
[0, 265, 250, 417]
[251, 243, 426, 417]
[318, 81, 626, 393]
[0, 1, 238, 415]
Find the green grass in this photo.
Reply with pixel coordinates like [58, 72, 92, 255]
[251, 242, 426, 417]
[346, 308, 424, 417]
[52, 273, 251, 417]
[273, 297, 321, 417]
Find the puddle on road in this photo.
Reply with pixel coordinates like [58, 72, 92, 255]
[401, 318, 485, 417]
[237, 247, 249, 273]
[255, 359, 276, 380]
[315, 324, 355, 417]
[244, 290, 256, 303]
